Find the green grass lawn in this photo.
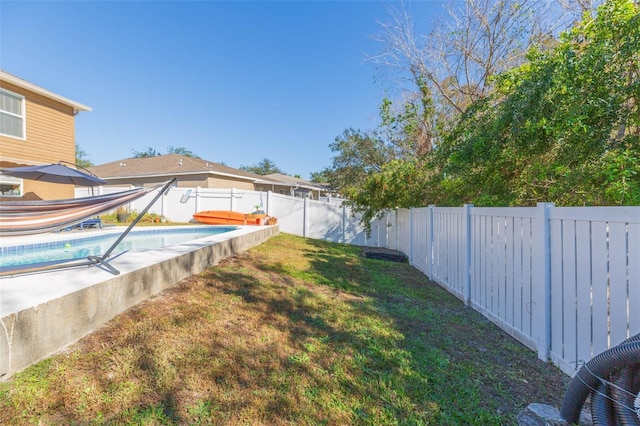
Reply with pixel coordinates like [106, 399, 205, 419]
[0, 233, 568, 425]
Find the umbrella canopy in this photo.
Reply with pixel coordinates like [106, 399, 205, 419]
[0, 163, 106, 186]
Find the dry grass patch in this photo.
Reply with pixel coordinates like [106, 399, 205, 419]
[0, 233, 568, 425]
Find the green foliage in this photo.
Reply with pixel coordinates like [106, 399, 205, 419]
[425, 0, 640, 207]
[343, 158, 432, 233]
[100, 211, 168, 224]
[325, 128, 392, 192]
[239, 157, 285, 175]
[378, 86, 435, 157]
[601, 148, 640, 205]
[326, 94, 437, 231]
[132, 146, 161, 158]
[75, 142, 93, 168]
[308, 168, 333, 183]
[324, 0, 637, 233]
[167, 146, 199, 158]
[132, 146, 200, 158]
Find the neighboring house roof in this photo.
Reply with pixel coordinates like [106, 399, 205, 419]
[89, 153, 275, 183]
[0, 70, 92, 113]
[264, 173, 328, 191]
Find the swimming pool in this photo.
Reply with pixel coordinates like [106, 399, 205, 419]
[0, 226, 236, 269]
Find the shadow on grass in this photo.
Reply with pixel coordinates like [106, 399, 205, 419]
[298, 238, 568, 423]
[0, 235, 568, 425]
[205, 238, 565, 424]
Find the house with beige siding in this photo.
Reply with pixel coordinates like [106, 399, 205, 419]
[89, 153, 277, 191]
[89, 154, 330, 199]
[0, 70, 91, 200]
[257, 173, 333, 200]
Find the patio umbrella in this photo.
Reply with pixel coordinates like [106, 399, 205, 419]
[0, 163, 106, 186]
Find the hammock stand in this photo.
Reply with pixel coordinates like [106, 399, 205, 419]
[1, 178, 176, 276]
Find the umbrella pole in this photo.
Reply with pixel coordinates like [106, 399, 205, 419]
[87, 178, 176, 274]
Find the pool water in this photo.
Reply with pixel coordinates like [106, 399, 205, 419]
[0, 226, 236, 269]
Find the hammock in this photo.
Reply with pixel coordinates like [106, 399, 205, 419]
[0, 188, 143, 213]
[0, 187, 148, 236]
[1, 179, 176, 276]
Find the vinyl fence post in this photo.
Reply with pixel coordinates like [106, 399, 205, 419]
[385, 212, 391, 248]
[266, 191, 272, 216]
[341, 202, 347, 244]
[195, 186, 201, 214]
[303, 197, 309, 238]
[428, 205, 435, 280]
[161, 187, 167, 219]
[463, 204, 473, 306]
[533, 202, 554, 361]
[409, 208, 414, 266]
[396, 209, 400, 251]
[230, 188, 236, 212]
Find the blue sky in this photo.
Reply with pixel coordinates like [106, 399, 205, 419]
[1, 1, 443, 179]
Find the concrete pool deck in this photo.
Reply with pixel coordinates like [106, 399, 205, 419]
[0, 224, 279, 380]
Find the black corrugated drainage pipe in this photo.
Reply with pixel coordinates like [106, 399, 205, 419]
[560, 333, 640, 425]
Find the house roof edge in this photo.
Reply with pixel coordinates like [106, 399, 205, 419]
[0, 70, 92, 112]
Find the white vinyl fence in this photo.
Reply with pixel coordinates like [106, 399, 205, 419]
[384, 204, 640, 376]
[77, 185, 640, 376]
[76, 186, 380, 246]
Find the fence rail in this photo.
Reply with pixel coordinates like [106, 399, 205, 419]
[76, 186, 379, 246]
[77, 185, 640, 376]
[388, 204, 640, 376]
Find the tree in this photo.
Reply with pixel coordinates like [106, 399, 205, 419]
[132, 146, 200, 158]
[324, 128, 392, 194]
[369, 0, 568, 123]
[429, 0, 640, 206]
[335, 0, 570, 228]
[328, 0, 637, 235]
[320, 0, 635, 238]
[75, 142, 93, 168]
[343, 158, 433, 233]
[239, 158, 285, 175]
[132, 147, 161, 158]
[309, 169, 333, 184]
[167, 146, 199, 158]
[377, 84, 435, 156]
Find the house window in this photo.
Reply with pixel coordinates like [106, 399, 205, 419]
[0, 88, 26, 139]
[0, 175, 22, 197]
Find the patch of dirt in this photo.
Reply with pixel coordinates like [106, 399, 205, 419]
[362, 247, 408, 262]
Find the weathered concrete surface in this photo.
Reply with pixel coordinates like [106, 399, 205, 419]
[0, 225, 278, 380]
[518, 403, 592, 426]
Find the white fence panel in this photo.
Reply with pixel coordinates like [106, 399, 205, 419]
[164, 188, 195, 222]
[269, 193, 305, 236]
[367, 217, 385, 247]
[190, 188, 234, 212]
[82, 186, 171, 221]
[410, 208, 431, 276]
[395, 209, 412, 256]
[630, 224, 640, 336]
[386, 211, 398, 250]
[343, 210, 368, 246]
[591, 221, 610, 357]
[307, 199, 345, 242]
[431, 207, 465, 299]
[520, 217, 533, 339]
[547, 207, 640, 373]
[469, 208, 537, 349]
[232, 190, 267, 216]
